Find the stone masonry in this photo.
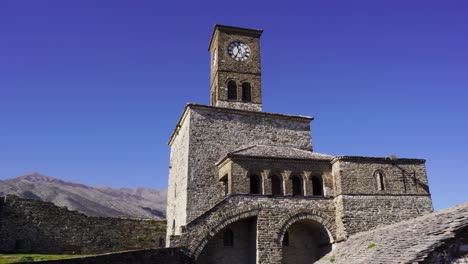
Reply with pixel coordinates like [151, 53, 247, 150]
[165, 24, 434, 264]
[0, 195, 166, 254]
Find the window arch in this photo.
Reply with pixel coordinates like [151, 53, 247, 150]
[223, 228, 234, 246]
[242, 82, 251, 102]
[227, 80, 237, 100]
[292, 176, 303, 196]
[250, 174, 261, 194]
[271, 175, 282, 195]
[311, 176, 323, 196]
[375, 171, 385, 191]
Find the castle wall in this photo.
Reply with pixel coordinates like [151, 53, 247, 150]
[185, 105, 313, 223]
[331, 158, 433, 237]
[335, 195, 433, 236]
[167, 110, 191, 240]
[0, 195, 166, 254]
[332, 158, 430, 196]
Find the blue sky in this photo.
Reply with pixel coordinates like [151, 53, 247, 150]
[0, 0, 467, 210]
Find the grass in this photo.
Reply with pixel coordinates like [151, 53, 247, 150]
[0, 254, 91, 264]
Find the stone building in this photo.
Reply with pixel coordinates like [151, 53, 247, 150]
[166, 25, 433, 264]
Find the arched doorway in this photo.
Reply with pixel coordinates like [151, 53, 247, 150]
[282, 219, 332, 264]
[197, 217, 257, 264]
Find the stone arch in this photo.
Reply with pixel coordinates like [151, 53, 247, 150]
[277, 211, 335, 246]
[192, 208, 261, 260]
[278, 212, 335, 264]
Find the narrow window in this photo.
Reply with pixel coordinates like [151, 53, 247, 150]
[250, 175, 261, 194]
[227, 81, 237, 100]
[242, 82, 251, 102]
[375, 171, 385, 191]
[312, 176, 323, 196]
[222, 176, 229, 196]
[223, 228, 234, 246]
[172, 219, 176, 235]
[271, 175, 282, 195]
[292, 176, 303, 196]
[282, 231, 289, 246]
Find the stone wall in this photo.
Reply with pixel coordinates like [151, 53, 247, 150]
[332, 157, 430, 196]
[335, 195, 433, 236]
[184, 104, 313, 224]
[166, 109, 191, 240]
[23, 248, 192, 264]
[0, 195, 166, 254]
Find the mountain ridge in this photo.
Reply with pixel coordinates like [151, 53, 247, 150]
[0, 172, 167, 219]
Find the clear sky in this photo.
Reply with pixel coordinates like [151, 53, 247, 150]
[1, 0, 467, 210]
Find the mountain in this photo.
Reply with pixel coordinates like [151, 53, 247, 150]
[0, 173, 167, 219]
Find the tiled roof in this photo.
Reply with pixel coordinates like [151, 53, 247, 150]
[216, 145, 334, 165]
[316, 202, 468, 264]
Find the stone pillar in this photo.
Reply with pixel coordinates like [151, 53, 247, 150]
[256, 214, 283, 264]
[281, 170, 292, 196]
[302, 171, 311, 196]
[261, 169, 271, 195]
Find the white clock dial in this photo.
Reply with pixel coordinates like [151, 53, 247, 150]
[228, 41, 251, 62]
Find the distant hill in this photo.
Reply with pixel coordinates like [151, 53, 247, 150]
[0, 173, 167, 219]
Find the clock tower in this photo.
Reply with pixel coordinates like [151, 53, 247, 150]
[208, 24, 263, 111]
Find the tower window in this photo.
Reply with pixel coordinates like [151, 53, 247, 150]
[375, 171, 385, 191]
[227, 81, 237, 100]
[223, 228, 234, 246]
[271, 175, 282, 195]
[242, 82, 251, 102]
[292, 176, 303, 196]
[311, 176, 323, 196]
[250, 174, 261, 194]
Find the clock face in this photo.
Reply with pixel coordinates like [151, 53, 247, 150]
[228, 41, 251, 62]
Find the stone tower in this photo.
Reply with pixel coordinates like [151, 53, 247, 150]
[209, 25, 263, 111]
[166, 24, 433, 264]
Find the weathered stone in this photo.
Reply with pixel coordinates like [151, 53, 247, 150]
[0, 195, 166, 254]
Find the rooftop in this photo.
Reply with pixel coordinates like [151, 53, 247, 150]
[316, 202, 468, 264]
[216, 144, 334, 165]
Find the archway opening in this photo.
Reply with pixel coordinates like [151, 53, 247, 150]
[197, 217, 257, 264]
[271, 175, 282, 195]
[282, 219, 332, 264]
[250, 175, 261, 194]
[292, 176, 302, 196]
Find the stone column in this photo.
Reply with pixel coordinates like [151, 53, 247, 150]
[281, 170, 292, 196]
[302, 171, 311, 196]
[261, 169, 271, 195]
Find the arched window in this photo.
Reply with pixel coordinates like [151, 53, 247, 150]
[250, 174, 261, 194]
[242, 82, 251, 102]
[282, 231, 289, 246]
[292, 176, 302, 196]
[375, 171, 385, 191]
[311, 176, 323, 196]
[227, 80, 237, 100]
[271, 175, 282, 195]
[223, 228, 234, 246]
